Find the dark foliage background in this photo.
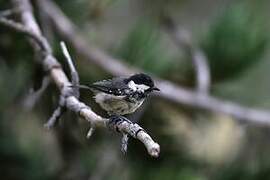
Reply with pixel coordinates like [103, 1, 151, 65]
[1, 0, 270, 180]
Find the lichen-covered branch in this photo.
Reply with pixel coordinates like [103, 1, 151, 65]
[108, 116, 160, 157]
[0, 0, 160, 157]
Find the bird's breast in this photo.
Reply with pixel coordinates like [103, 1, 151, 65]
[94, 92, 144, 115]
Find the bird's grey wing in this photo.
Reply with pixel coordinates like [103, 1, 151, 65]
[89, 77, 129, 96]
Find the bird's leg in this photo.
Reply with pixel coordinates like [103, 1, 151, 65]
[107, 115, 131, 154]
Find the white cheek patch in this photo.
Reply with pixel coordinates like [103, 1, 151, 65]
[128, 81, 137, 91]
[128, 80, 150, 92]
[136, 84, 150, 92]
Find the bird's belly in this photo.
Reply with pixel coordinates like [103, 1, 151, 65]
[94, 93, 144, 115]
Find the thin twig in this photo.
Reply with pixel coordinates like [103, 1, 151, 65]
[0, 17, 48, 51]
[38, 0, 270, 126]
[0, 8, 22, 17]
[0, 9, 14, 17]
[44, 103, 65, 129]
[60, 41, 79, 97]
[60, 41, 76, 75]
[86, 126, 95, 138]
[23, 75, 51, 110]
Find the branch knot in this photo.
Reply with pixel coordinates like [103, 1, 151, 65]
[43, 55, 61, 72]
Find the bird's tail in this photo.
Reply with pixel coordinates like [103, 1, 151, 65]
[69, 85, 93, 91]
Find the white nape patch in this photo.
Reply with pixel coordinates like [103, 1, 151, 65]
[128, 80, 150, 92]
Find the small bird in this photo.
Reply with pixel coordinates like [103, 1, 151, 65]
[75, 73, 159, 116]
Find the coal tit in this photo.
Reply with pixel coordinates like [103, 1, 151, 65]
[77, 73, 159, 115]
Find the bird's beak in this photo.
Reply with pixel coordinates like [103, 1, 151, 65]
[152, 87, 160, 91]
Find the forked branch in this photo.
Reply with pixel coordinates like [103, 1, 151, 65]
[0, 0, 160, 157]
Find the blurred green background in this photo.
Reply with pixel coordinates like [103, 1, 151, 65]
[1, 0, 270, 179]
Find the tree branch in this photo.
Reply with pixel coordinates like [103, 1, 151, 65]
[0, 17, 48, 51]
[161, 15, 211, 94]
[0, 8, 21, 17]
[1, 0, 160, 157]
[22, 75, 51, 110]
[37, 0, 270, 126]
[60, 41, 79, 97]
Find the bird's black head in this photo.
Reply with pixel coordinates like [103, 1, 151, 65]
[126, 73, 160, 92]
